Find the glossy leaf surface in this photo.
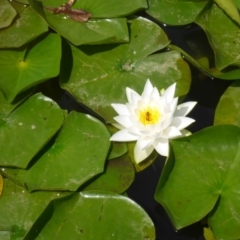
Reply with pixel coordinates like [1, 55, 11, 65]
[0, 0, 17, 29]
[2, 111, 110, 191]
[0, 33, 61, 102]
[0, 6, 48, 48]
[28, 0, 143, 45]
[155, 125, 240, 240]
[147, 0, 207, 25]
[35, 192, 155, 240]
[0, 93, 64, 168]
[61, 17, 191, 122]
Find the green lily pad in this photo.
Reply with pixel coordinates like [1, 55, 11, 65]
[60, 17, 191, 122]
[28, 0, 139, 45]
[2, 111, 111, 191]
[83, 154, 135, 194]
[0, 178, 69, 240]
[0, 6, 48, 48]
[155, 125, 240, 240]
[147, 0, 208, 26]
[214, 81, 240, 126]
[33, 191, 155, 240]
[195, 2, 240, 70]
[0, 0, 17, 29]
[0, 93, 64, 168]
[0, 33, 61, 102]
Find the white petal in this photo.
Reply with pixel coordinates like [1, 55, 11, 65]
[111, 104, 129, 115]
[134, 143, 154, 164]
[126, 87, 140, 104]
[174, 102, 197, 117]
[170, 117, 195, 130]
[169, 97, 178, 112]
[110, 129, 138, 142]
[154, 138, 169, 157]
[162, 83, 176, 103]
[150, 87, 160, 99]
[162, 126, 182, 139]
[142, 79, 153, 98]
[180, 129, 192, 136]
[114, 116, 132, 128]
[137, 136, 154, 150]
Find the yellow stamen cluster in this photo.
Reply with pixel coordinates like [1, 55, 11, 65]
[138, 107, 161, 125]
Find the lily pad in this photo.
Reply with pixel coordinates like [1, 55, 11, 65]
[60, 17, 191, 122]
[147, 0, 208, 26]
[155, 125, 240, 240]
[214, 81, 240, 126]
[83, 154, 135, 194]
[2, 111, 111, 191]
[34, 191, 155, 240]
[0, 93, 64, 168]
[28, 0, 139, 45]
[0, 0, 17, 29]
[195, 2, 240, 70]
[0, 178, 69, 240]
[0, 33, 61, 102]
[0, 6, 48, 48]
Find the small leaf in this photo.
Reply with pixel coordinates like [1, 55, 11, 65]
[32, 192, 155, 240]
[0, 6, 48, 48]
[204, 227, 216, 240]
[0, 33, 61, 102]
[2, 111, 111, 191]
[0, 174, 3, 197]
[0, 0, 17, 29]
[0, 93, 64, 168]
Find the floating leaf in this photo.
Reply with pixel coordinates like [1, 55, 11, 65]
[0, 174, 3, 197]
[0, 33, 61, 102]
[155, 125, 240, 240]
[83, 154, 135, 194]
[60, 17, 191, 122]
[147, 0, 208, 26]
[214, 81, 240, 126]
[33, 191, 155, 240]
[2, 111, 110, 191]
[0, 93, 64, 168]
[0, 178, 69, 240]
[204, 227, 216, 240]
[29, 0, 136, 45]
[0, 0, 17, 29]
[0, 6, 48, 48]
[195, 2, 240, 70]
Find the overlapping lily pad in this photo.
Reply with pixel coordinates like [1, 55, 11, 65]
[60, 16, 191, 122]
[1, 111, 110, 191]
[29, 0, 147, 45]
[0, 6, 48, 48]
[0, 33, 61, 102]
[33, 191, 155, 240]
[0, 0, 17, 29]
[147, 0, 208, 26]
[0, 178, 69, 240]
[155, 125, 240, 240]
[195, 2, 240, 70]
[0, 93, 64, 168]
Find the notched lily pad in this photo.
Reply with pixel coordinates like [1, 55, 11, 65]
[0, 33, 61, 102]
[155, 125, 240, 240]
[0, 93, 64, 168]
[2, 111, 111, 191]
[33, 191, 155, 240]
[0, 0, 17, 29]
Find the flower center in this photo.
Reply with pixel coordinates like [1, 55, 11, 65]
[138, 107, 161, 125]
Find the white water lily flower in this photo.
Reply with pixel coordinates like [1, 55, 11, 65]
[110, 79, 197, 164]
